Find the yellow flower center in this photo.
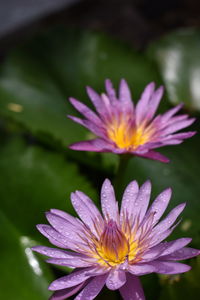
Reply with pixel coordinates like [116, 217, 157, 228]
[107, 118, 154, 150]
[94, 220, 139, 267]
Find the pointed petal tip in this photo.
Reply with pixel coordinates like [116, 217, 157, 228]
[31, 246, 39, 252]
[36, 224, 43, 231]
[181, 202, 187, 209]
[103, 178, 112, 186]
[144, 179, 152, 187]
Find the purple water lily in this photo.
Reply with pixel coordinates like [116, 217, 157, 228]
[32, 179, 199, 300]
[68, 79, 196, 162]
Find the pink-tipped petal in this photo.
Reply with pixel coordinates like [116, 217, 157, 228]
[101, 179, 119, 221]
[119, 274, 145, 300]
[106, 269, 126, 290]
[75, 274, 107, 300]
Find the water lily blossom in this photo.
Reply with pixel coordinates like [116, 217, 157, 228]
[32, 179, 199, 300]
[68, 80, 196, 162]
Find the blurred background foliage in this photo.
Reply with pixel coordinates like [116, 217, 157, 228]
[0, 0, 200, 299]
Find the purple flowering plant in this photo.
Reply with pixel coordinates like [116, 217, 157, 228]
[33, 179, 200, 300]
[68, 79, 196, 163]
[32, 80, 199, 299]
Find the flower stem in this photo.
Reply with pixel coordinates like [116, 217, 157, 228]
[114, 154, 131, 200]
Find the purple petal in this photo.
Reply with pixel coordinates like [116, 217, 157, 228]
[142, 238, 191, 262]
[49, 267, 97, 291]
[159, 238, 192, 257]
[119, 79, 134, 112]
[45, 212, 83, 242]
[142, 243, 170, 262]
[75, 274, 107, 300]
[120, 180, 139, 222]
[132, 180, 152, 223]
[145, 86, 164, 121]
[135, 150, 170, 163]
[161, 118, 195, 136]
[135, 82, 155, 125]
[105, 79, 118, 102]
[106, 269, 126, 290]
[149, 221, 181, 247]
[69, 97, 102, 126]
[74, 190, 103, 227]
[152, 203, 186, 236]
[159, 247, 200, 261]
[69, 138, 114, 152]
[46, 257, 94, 268]
[86, 86, 106, 115]
[67, 115, 106, 138]
[148, 261, 191, 274]
[32, 246, 87, 259]
[119, 273, 145, 300]
[128, 263, 155, 275]
[161, 131, 196, 141]
[50, 281, 87, 300]
[146, 188, 172, 226]
[36, 224, 78, 250]
[101, 179, 119, 221]
[71, 191, 103, 236]
[161, 103, 183, 122]
[50, 209, 81, 226]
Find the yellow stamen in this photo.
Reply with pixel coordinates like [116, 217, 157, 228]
[107, 118, 154, 150]
[92, 220, 139, 267]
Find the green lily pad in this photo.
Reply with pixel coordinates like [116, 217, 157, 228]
[148, 28, 200, 111]
[0, 137, 97, 241]
[0, 210, 53, 300]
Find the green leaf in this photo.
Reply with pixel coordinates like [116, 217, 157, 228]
[0, 27, 160, 149]
[0, 210, 53, 300]
[0, 137, 97, 241]
[121, 133, 200, 247]
[148, 28, 200, 111]
[158, 257, 200, 299]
